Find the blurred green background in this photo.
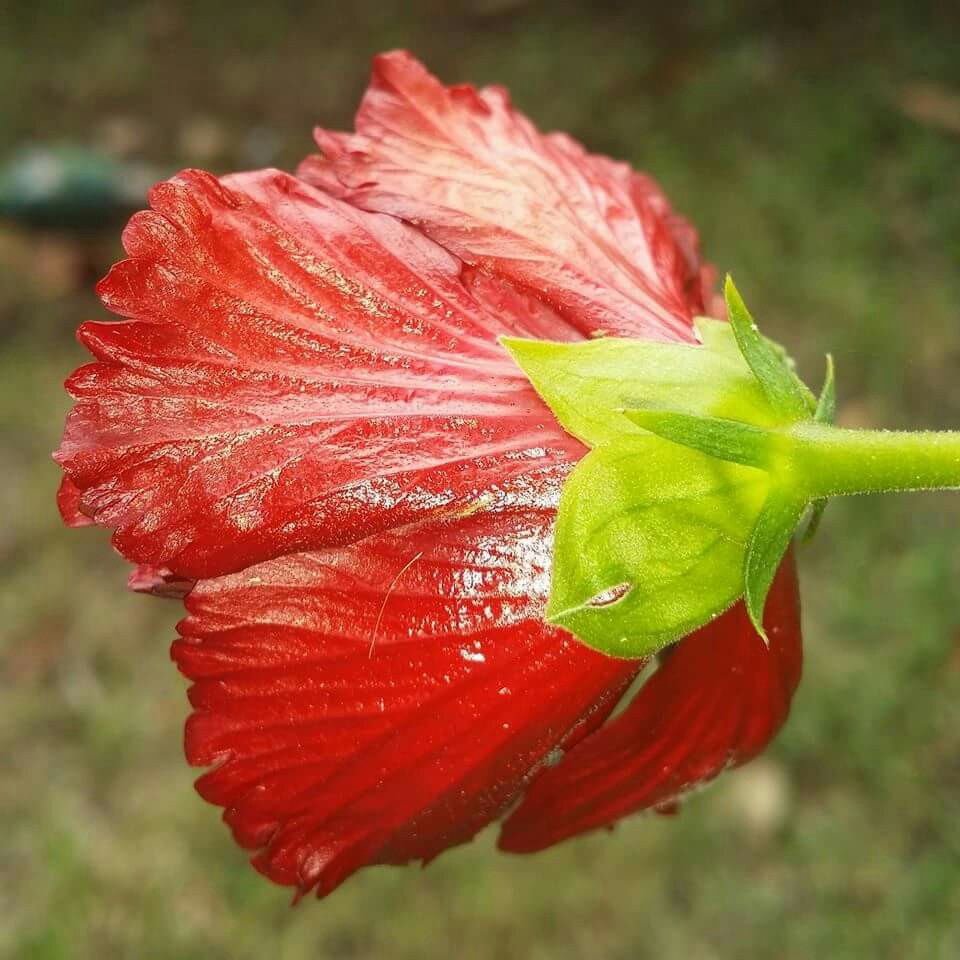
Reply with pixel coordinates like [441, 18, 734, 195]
[2, 1, 960, 957]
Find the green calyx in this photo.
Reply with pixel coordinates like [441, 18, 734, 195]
[504, 276, 960, 658]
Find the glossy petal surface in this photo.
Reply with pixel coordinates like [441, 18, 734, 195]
[172, 501, 638, 897]
[55, 168, 584, 578]
[299, 51, 710, 342]
[499, 553, 802, 852]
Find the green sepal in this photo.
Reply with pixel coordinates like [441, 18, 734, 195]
[500, 317, 780, 449]
[502, 276, 828, 654]
[814, 354, 836, 424]
[724, 276, 815, 421]
[623, 408, 776, 469]
[801, 499, 829, 543]
[743, 487, 808, 641]
[547, 434, 769, 657]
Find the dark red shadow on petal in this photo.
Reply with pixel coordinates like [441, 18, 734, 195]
[498, 552, 802, 853]
[56, 475, 93, 527]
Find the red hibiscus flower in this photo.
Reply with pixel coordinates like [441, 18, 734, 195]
[55, 51, 802, 899]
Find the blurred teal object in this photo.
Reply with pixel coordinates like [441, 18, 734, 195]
[0, 144, 155, 230]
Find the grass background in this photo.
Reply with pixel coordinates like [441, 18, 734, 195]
[2, 1, 960, 957]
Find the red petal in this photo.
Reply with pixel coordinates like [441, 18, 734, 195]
[56, 475, 93, 527]
[127, 564, 194, 599]
[56, 168, 585, 578]
[300, 50, 709, 342]
[498, 552, 802, 853]
[172, 502, 638, 898]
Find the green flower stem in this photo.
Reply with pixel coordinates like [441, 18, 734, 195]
[789, 422, 960, 498]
